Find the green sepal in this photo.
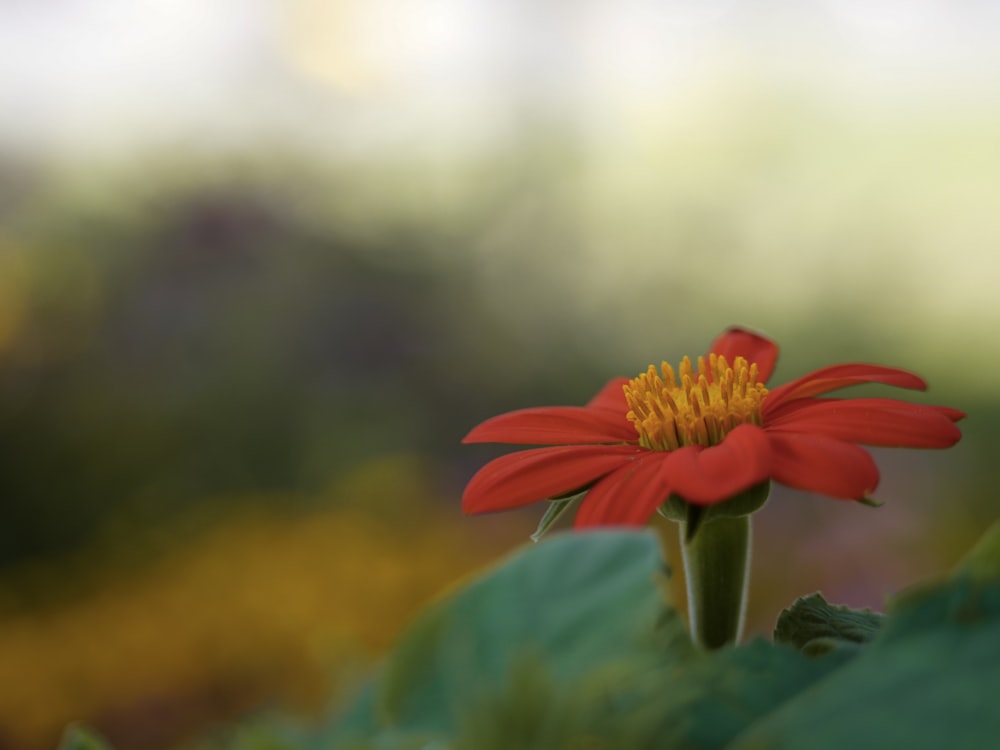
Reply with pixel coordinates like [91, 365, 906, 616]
[857, 496, 884, 508]
[659, 481, 770, 542]
[530, 495, 580, 543]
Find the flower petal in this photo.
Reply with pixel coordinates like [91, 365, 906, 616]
[708, 327, 779, 383]
[586, 377, 631, 412]
[660, 424, 773, 505]
[763, 363, 928, 416]
[767, 431, 879, 499]
[462, 445, 644, 514]
[765, 398, 963, 448]
[463, 406, 637, 445]
[574, 452, 670, 528]
[932, 406, 967, 422]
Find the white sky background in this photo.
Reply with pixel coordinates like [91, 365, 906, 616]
[3, 0, 999, 154]
[2, 0, 1000, 383]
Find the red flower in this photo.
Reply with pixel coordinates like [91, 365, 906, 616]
[462, 327, 964, 528]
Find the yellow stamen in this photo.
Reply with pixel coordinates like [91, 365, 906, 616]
[623, 354, 769, 450]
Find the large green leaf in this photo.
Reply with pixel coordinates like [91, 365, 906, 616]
[613, 638, 854, 749]
[326, 529, 855, 750]
[376, 530, 677, 731]
[729, 522, 1000, 749]
[325, 530, 683, 745]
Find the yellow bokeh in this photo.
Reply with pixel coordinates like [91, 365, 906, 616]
[0, 459, 529, 749]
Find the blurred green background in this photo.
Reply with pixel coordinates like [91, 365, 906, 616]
[1, 2, 999, 748]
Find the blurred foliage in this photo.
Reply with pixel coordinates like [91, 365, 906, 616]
[1, 154, 994, 569]
[0, 153, 626, 571]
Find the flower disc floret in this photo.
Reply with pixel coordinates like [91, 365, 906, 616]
[624, 354, 767, 451]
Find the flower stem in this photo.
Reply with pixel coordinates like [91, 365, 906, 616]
[680, 514, 751, 650]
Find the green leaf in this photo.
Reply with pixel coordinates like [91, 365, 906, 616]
[58, 726, 114, 750]
[377, 530, 675, 732]
[952, 519, 1000, 582]
[326, 530, 851, 749]
[773, 593, 885, 654]
[628, 639, 855, 749]
[324, 522, 1000, 750]
[451, 655, 633, 750]
[729, 523, 1000, 750]
[325, 529, 683, 748]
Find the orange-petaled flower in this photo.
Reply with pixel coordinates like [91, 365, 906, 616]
[462, 327, 965, 528]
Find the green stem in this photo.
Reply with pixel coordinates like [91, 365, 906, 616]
[680, 514, 752, 650]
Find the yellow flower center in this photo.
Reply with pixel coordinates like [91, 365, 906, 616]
[623, 354, 768, 450]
